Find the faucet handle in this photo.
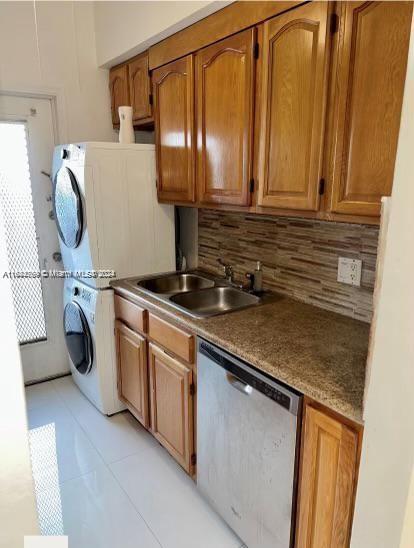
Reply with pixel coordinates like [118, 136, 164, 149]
[217, 258, 233, 281]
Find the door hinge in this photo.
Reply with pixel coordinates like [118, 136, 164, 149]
[330, 13, 339, 34]
[149, 93, 153, 106]
[191, 453, 197, 466]
[189, 383, 195, 396]
[254, 42, 259, 59]
[249, 178, 255, 193]
[319, 178, 326, 195]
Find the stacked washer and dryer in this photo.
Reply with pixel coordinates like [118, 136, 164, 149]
[52, 142, 175, 415]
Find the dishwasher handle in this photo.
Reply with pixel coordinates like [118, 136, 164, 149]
[226, 373, 253, 395]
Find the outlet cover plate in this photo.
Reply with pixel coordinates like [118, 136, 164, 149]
[337, 257, 362, 286]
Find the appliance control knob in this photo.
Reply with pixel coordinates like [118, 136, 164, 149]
[73, 287, 79, 296]
[61, 148, 69, 160]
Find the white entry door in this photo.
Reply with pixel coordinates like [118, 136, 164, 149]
[0, 94, 69, 382]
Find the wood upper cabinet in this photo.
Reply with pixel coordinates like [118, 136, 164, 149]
[257, 2, 331, 211]
[127, 52, 152, 123]
[109, 65, 130, 126]
[296, 405, 360, 548]
[148, 343, 194, 473]
[152, 55, 196, 203]
[115, 320, 149, 428]
[327, 1, 412, 217]
[196, 29, 255, 206]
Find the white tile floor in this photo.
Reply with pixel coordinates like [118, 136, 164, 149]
[26, 376, 244, 548]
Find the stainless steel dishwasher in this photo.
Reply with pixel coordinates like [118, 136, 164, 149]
[197, 339, 302, 548]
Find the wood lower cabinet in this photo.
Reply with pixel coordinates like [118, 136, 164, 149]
[148, 343, 194, 474]
[196, 29, 255, 206]
[327, 1, 412, 217]
[115, 320, 149, 428]
[256, 2, 331, 211]
[109, 65, 130, 126]
[128, 52, 152, 124]
[296, 404, 361, 548]
[152, 55, 196, 203]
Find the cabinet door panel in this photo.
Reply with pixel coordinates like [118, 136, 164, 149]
[257, 2, 330, 210]
[328, 2, 412, 216]
[296, 406, 359, 548]
[116, 321, 149, 428]
[128, 53, 152, 122]
[109, 65, 130, 126]
[196, 29, 255, 206]
[149, 343, 193, 473]
[153, 55, 195, 203]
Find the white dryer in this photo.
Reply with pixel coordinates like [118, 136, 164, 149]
[52, 142, 175, 288]
[63, 277, 124, 415]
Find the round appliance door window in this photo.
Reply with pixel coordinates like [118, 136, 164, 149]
[53, 167, 83, 248]
[63, 302, 93, 375]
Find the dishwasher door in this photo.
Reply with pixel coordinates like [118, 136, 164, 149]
[197, 340, 301, 548]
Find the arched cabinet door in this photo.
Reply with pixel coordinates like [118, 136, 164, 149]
[128, 53, 152, 123]
[196, 29, 255, 206]
[152, 55, 196, 203]
[327, 1, 413, 217]
[256, 2, 330, 211]
[109, 65, 130, 126]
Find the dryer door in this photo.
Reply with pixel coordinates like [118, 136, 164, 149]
[53, 167, 83, 248]
[63, 301, 93, 374]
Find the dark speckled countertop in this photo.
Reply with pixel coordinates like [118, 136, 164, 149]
[112, 278, 371, 423]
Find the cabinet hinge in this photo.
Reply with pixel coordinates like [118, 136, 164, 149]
[319, 178, 326, 196]
[330, 13, 339, 34]
[149, 93, 153, 106]
[254, 42, 259, 59]
[189, 383, 195, 396]
[249, 178, 255, 193]
[191, 453, 197, 466]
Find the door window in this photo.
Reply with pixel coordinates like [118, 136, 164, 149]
[0, 121, 47, 343]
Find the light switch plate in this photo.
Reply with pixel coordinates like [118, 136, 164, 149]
[337, 257, 362, 286]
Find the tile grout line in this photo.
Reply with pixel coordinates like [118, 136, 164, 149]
[47, 380, 164, 548]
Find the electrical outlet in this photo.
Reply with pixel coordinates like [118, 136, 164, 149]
[337, 257, 362, 286]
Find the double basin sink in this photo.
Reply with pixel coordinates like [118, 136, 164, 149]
[130, 272, 263, 318]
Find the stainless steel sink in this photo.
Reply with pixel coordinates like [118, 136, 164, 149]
[132, 271, 269, 318]
[170, 286, 260, 317]
[137, 273, 215, 294]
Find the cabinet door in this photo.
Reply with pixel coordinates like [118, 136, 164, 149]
[152, 56, 195, 203]
[196, 29, 255, 206]
[109, 65, 130, 126]
[328, 2, 412, 217]
[257, 2, 330, 211]
[296, 406, 359, 548]
[115, 320, 149, 428]
[128, 53, 152, 123]
[148, 343, 194, 473]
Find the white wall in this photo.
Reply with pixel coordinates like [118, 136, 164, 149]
[0, 1, 113, 144]
[93, 0, 230, 67]
[0, 209, 39, 546]
[351, 15, 414, 548]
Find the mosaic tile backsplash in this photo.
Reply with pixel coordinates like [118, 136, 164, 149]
[198, 210, 379, 323]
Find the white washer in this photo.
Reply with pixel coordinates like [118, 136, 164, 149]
[63, 277, 124, 415]
[52, 142, 175, 288]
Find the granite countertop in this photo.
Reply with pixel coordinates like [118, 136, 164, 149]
[112, 278, 371, 423]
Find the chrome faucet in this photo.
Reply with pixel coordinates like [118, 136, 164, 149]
[217, 259, 234, 283]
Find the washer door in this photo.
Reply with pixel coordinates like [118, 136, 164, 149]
[53, 167, 83, 248]
[63, 302, 93, 374]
